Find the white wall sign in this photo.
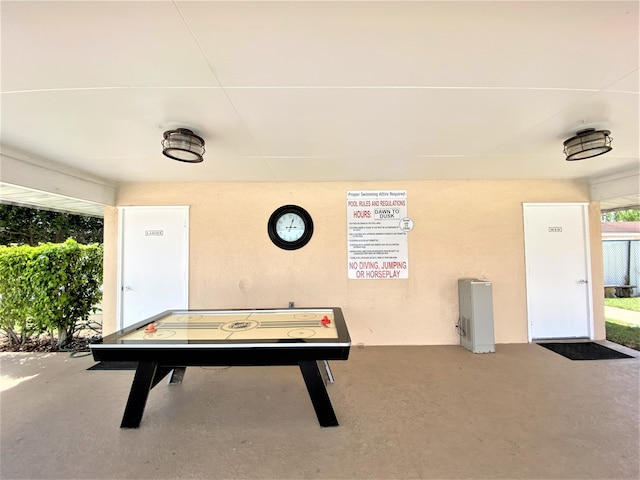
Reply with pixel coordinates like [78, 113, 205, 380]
[347, 190, 409, 279]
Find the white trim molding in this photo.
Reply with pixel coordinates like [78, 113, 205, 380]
[0, 144, 116, 207]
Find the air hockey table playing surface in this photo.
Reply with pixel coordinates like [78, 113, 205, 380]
[90, 308, 351, 428]
[108, 308, 344, 341]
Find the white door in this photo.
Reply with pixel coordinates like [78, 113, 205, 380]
[117, 206, 189, 329]
[523, 203, 593, 340]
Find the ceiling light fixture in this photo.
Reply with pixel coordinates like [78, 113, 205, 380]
[162, 128, 205, 163]
[563, 128, 612, 161]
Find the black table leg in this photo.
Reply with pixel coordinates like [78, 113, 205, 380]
[298, 360, 339, 427]
[120, 361, 172, 428]
[168, 367, 186, 384]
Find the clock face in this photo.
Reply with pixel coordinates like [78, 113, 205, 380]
[268, 205, 314, 250]
[275, 212, 306, 242]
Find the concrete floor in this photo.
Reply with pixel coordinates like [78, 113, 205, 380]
[1, 343, 638, 479]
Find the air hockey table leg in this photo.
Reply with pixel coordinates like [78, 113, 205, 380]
[319, 360, 334, 384]
[298, 360, 339, 427]
[167, 367, 186, 384]
[120, 361, 172, 428]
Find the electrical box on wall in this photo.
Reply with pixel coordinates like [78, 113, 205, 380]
[457, 278, 495, 353]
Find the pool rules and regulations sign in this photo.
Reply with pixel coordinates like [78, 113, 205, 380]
[347, 190, 409, 279]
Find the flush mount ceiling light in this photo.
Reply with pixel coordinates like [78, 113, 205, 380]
[563, 128, 612, 161]
[162, 128, 205, 163]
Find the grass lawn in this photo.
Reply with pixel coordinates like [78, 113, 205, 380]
[604, 296, 639, 351]
[604, 297, 640, 312]
[606, 320, 640, 351]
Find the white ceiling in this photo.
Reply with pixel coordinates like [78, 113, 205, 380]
[1, 1, 638, 207]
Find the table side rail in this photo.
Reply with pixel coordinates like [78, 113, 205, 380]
[91, 345, 351, 364]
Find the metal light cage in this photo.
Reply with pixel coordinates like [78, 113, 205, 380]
[162, 128, 205, 163]
[563, 128, 612, 161]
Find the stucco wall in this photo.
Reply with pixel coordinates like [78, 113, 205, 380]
[101, 179, 605, 345]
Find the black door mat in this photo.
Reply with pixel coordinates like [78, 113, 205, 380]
[87, 361, 138, 371]
[539, 342, 634, 360]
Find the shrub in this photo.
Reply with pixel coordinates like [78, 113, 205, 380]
[0, 239, 103, 347]
[0, 245, 37, 343]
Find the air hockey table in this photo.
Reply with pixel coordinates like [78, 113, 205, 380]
[90, 307, 351, 428]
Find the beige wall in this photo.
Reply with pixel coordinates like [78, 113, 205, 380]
[102, 179, 605, 345]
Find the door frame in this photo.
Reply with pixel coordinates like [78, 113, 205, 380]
[116, 206, 190, 330]
[523, 202, 594, 342]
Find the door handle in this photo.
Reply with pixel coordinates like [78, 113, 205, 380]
[123, 285, 133, 291]
[577, 279, 588, 284]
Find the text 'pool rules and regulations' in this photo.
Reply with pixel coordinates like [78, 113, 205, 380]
[347, 190, 410, 279]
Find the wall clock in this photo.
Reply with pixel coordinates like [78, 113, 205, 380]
[267, 205, 314, 250]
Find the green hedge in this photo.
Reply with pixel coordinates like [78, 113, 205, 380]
[0, 239, 103, 346]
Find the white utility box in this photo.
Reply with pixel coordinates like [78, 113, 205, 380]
[457, 278, 495, 353]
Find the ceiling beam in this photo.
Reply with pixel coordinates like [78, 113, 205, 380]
[589, 168, 640, 212]
[0, 144, 116, 207]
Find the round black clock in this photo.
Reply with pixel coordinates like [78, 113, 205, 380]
[267, 205, 314, 250]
